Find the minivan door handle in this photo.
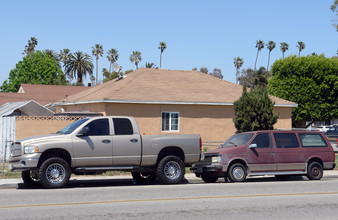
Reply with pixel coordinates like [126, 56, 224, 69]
[130, 139, 138, 143]
[102, 140, 111, 144]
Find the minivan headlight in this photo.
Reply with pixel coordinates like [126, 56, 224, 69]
[211, 155, 222, 165]
[24, 145, 39, 154]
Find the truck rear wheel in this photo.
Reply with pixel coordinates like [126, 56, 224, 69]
[22, 170, 40, 187]
[156, 155, 185, 184]
[132, 172, 156, 184]
[38, 157, 71, 188]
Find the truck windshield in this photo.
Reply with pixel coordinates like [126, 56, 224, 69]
[56, 118, 89, 134]
[222, 133, 254, 147]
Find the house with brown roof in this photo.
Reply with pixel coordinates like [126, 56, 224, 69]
[55, 68, 297, 142]
[0, 84, 90, 111]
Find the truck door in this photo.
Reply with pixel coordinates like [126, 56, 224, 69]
[72, 118, 113, 167]
[112, 118, 142, 165]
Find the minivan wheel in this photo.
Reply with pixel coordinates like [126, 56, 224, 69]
[156, 155, 185, 184]
[228, 163, 247, 182]
[307, 162, 323, 180]
[38, 157, 71, 188]
[22, 170, 40, 187]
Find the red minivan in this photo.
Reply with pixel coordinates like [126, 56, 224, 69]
[191, 130, 336, 183]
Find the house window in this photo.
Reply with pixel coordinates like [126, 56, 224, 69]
[162, 112, 179, 131]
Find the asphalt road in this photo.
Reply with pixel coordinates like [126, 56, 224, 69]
[1, 175, 338, 220]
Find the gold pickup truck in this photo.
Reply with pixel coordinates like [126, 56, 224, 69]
[9, 116, 201, 188]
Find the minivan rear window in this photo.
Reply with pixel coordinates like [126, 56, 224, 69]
[274, 133, 299, 148]
[299, 133, 328, 148]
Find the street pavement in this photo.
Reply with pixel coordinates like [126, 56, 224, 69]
[1, 171, 338, 189]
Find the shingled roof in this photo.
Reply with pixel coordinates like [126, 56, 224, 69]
[0, 84, 90, 107]
[58, 69, 296, 107]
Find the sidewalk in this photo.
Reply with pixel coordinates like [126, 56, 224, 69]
[1, 171, 338, 189]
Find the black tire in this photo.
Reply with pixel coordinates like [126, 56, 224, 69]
[38, 157, 71, 188]
[156, 155, 185, 184]
[132, 172, 157, 185]
[228, 163, 247, 182]
[22, 170, 41, 187]
[201, 175, 218, 183]
[307, 162, 323, 180]
[275, 175, 290, 181]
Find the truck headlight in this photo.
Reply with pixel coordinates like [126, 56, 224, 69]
[24, 145, 39, 154]
[211, 155, 222, 165]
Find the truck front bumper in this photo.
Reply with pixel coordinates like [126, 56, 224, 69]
[9, 153, 41, 172]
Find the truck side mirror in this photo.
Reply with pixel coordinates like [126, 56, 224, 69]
[77, 127, 90, 137]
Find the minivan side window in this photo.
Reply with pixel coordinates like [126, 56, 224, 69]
[299, 134, 328, 148]
[251, 134, 272, 148]
[274, 133, 299, 148]
[113, 118, 133, 135]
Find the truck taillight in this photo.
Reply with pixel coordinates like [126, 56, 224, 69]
[200, 138, 202, 152]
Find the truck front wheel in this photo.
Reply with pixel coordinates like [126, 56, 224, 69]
[156, 155, 185, 184]
[38, 157, 71, 188]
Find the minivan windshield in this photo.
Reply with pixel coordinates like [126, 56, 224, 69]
[56, 118, 89, 134]
[222, 133, 254, 147]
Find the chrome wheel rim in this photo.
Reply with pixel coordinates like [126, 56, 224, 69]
[46, 163, 66, 184]
[164, 161, 181, 180]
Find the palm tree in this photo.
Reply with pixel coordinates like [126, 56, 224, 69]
[266, 41, 276, 71]
[254, 40, 264, 70]
[43, 49, 60, 63]
[107, 48, 119, 73]
[23, 37, 38, 57]
[234, 57, 244, 84]
[296, 41, 306, 56]
[158, 42, 167, 69]
[280, 42, 289, 59]
[92, 44, 104, 85]
[65, 51, 93, 84]
[59, 49, 72, 74]
[145, 62, 157, 69]
[129, 51, 142, 69]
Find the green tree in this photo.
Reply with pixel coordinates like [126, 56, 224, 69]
[129, 51, 142, 69]
[107, 48, 119, 73]
[210, 68, 223, 79]
[233, 86, 279, 133]
[268, 55, 338, 128]
[266, 41, 276, 71]
[43, 49, 60, 64]
[158, 42, 167, 69]
[280, 42, 289, 59]
[254, 40, 264, 70]
[92, 44, 104, 85]
[0, 50, 67, 92]
[22, 37, 38, 57]
[233, 57, 244, 84]
[238, 67, 270, 88]
[296, 41, 306, 56]
[102, 68, 118, 83]
[59, 49, 72, 76]
[65, 51, 93, 84]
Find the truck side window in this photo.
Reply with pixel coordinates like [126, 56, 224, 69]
[113, 118, 133, 135]
[251, 134, 272, 148]
[274, 133, 299, 148]
[85, 119, 109, 136]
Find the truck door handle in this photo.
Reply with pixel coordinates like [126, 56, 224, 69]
[130, 139, 138, 143]
[102, 140, 111, 144]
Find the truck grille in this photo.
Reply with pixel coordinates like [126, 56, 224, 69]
[10, 142, 22, 156]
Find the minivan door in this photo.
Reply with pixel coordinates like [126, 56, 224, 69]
[112, 118, 142, 166]
[247, 133, 277, 173]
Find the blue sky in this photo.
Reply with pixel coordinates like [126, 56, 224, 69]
[0, 0, 337, 87]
